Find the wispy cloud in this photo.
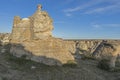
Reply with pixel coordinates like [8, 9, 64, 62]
[65, 13, 72, 16]
[105, 24, 120, 27]
[85, 2, 120, 14]
[64, 0, 104, 13]
[63, 0, 120, 16]
[92, 23, 120, 28]
[92, 24, 101, 28]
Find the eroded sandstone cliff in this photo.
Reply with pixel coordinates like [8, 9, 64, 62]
[6, 4, 120, 68]
[9, 4, 75, 66]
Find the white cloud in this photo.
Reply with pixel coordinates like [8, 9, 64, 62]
[64, 6, 82, 12]
[85, 2, 120, 14]
[93, 24, 101, 28]
[105, 24, 120, 27]
[63, 0, 120, 16]
[64, 0, 109, 13]
[65, 13, 72, 16]
[92, 23, 120, 28]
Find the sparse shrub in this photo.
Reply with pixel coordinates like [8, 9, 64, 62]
[63, 60, 77, 67]
[4, 52, 52, 71]
[98, 59, 110, 71]
[5, 53, 28, 65]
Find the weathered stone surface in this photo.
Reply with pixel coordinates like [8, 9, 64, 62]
[64, 41, 76, 54]
[10, 38, 75, 66]
[0, 33, 10, 44]
[10, 17, 31, 42]
[61, 40, 102, 60]
[30, 4, 53, 39]
[69, 40, 101, 54]
[9, 4, 75, 66]
[93, 40, 120, 69]
[10, 4, 53, 42]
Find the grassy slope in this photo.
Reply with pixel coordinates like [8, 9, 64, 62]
[0, 50, 120, 80]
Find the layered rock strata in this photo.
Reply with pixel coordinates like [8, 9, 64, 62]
[92, 40, 120, 69]
[9, 4, 75, 66]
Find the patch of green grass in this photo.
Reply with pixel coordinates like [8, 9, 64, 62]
[4, 53, 51, 71]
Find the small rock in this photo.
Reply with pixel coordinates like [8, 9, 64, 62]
[31, 66, 36, 69]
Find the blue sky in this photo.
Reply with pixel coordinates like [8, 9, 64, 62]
[0, 0, 120, 39]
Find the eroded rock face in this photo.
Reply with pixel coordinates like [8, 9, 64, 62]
[62, 40, 104, 60]
[9, 4, 75, 66]
[10, 17, 31, 42]
[0, 33, 10, 44]
[93, 40, 120, 69]
[30, 5, 53, 39]
[10, 4, 53, 42]
[72, 40, 101, 55]
[10, 38, 75, 66]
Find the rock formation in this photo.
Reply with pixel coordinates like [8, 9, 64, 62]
[10, 16, 31, 42]
[0, 33, 10, 44]
[9, 4, 75, 66]
[7, 4, 120, 68]
[10, 4, 53, 42]
[75, 40, 101, 54]
[30, 4, 53, 39]
[93, 40, 120, 69]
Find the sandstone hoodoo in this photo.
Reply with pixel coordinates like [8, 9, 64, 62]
[9, 4, 75, 66]
[10, 4, 53, 41]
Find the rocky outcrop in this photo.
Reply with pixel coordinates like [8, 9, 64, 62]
[93, 40, 120, 69]
[76, 40, 101, 54]
[4, 4, 120, 67]
[10, 38, 75, 66]
[30, 4, 53, 39]
[10, 16, 31, 42]
[66, 40, 102, 55]
[9, 4, 53, 42]
[9, 4, 75, 66]
[0, 33, 10, 44]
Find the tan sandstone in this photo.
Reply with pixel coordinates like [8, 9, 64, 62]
[9, 4, 75, 66]
[92, 40, 120, 69]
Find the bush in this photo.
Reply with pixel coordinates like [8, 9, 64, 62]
[4, 52, 54, 71]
